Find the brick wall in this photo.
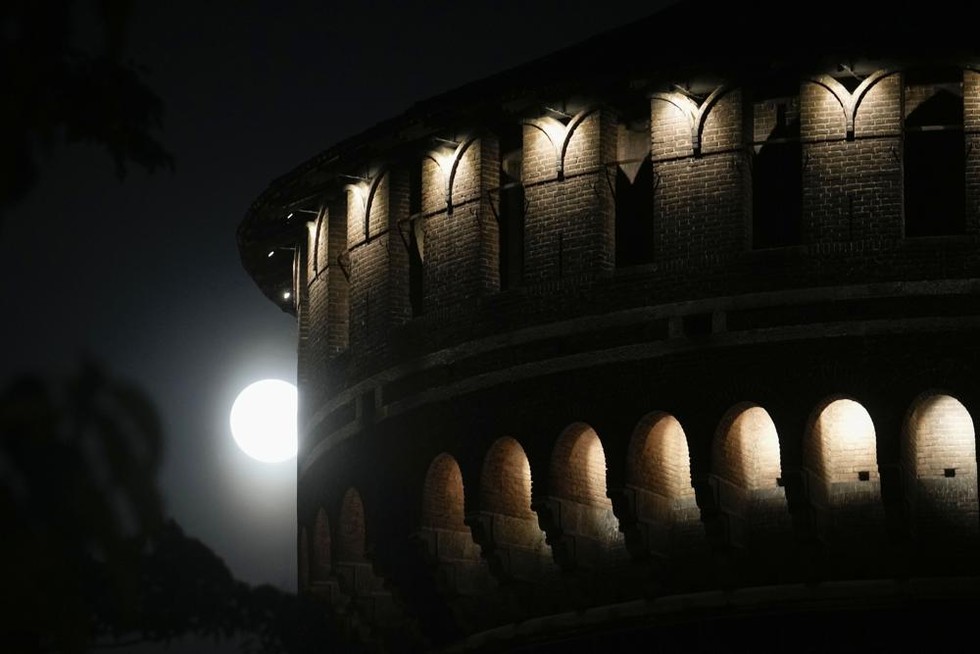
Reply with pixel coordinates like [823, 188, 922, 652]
[652, 90, 746, 265]
[523, 110, 615, 285]
[963, 70, 980, 235]
[420, 137, 500, 315]
[348, 171, 411, 363]
[801, 75, 902, 244]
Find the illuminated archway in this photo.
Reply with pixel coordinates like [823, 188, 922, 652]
[804, 397, 882, 542]
[473, 437, 552, 581]
[480, 437, 534, 518]
[902, 392, 978, 539]
[713, 404, 782, 491]
[627, 412, 701, 557]
[712, 404, 788, 547]
[628, 412, 695, 503]
[550, 423, 612, 509]
[422, 453, 467, 530]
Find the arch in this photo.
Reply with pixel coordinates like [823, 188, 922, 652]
[804, 396, 878, 490]
[628, 412, 695, 501]
[711, 403, 790, 549]
[525, 105, 600, 180]
[446, 134, 480, 214]
[346, 170, 387, 242]
[312, 506, 332, 581]
[422, 453, 467, 530]
[651, 85, 735, 156]
[312, 210, 327, 275]
[902, 392, 978, 537]
[549, 422, 611, 508]
[804, 69, 897, 139]
[480, 436, 534, 518]
[713, 403, 782, 491]
[337, 487, 367, 563]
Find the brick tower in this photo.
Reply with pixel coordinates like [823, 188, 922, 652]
[240, 2, 980, 650]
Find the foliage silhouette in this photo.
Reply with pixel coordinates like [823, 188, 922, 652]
[0, 366, 347, 653]
[0, 0, 174, 220]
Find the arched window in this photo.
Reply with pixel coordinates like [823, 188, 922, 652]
[904, 67, 965, 237]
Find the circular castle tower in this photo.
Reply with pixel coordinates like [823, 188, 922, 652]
[240, 2, 980, 650]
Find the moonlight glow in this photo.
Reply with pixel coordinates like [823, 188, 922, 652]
[230, 379, 298, 463]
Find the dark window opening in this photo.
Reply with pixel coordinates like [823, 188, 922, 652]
[750, 86, 802, 249]
[409, 219, 423, 317]
[904, 68, 965, 237]
[858, 470, 870, 482]
[945, 468, 957, 478]
[409, 157, 422, 219]
[615, 157, 655, 266]
[498, 124, 524, 290]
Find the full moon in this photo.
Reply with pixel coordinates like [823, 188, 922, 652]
[230, 379, 298, 463]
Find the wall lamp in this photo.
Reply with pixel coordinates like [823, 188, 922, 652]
[267, 245, 296, 259]
[285, 208, 318, 221]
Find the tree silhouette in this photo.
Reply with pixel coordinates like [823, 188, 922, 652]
[0, 0, 174, 220]
[1, 366, 349, 653]
[0, 364, 165, 652]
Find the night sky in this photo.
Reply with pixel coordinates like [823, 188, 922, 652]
[0, 0, 672, 590]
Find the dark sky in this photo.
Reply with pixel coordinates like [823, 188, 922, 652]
[0, 0, 673, 589]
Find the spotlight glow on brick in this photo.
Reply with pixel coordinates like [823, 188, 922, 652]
[230, 379, 298, 463]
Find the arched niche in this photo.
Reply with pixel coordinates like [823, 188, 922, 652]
[628, 412, 696, 504]
[480, 436, 535, 518]
[803, 397, 883, 542]
[711, 403, 789, 548]
[337, 487, 367, 564]
[901, 392, 978, 541]
[419, 453, 487, 595]
[543, 423, 623, 567]
[550, 422, 613, 509]
[626, 412, 702, 558]
[333, 487, 386, 601]
[422, 453, 467, 531]
[470, 437, 552, 581]
[312, 506, 332, 581]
